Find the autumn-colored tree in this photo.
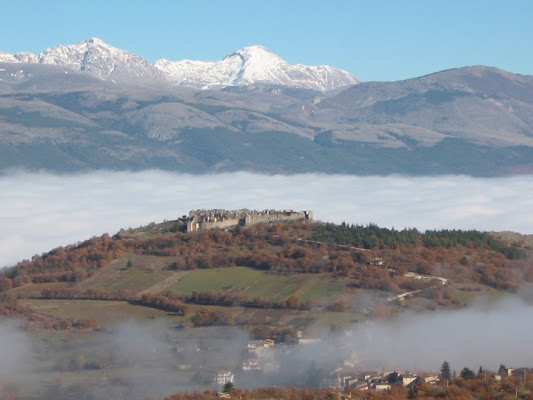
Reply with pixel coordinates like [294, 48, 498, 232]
[190, 308, 234, 326]
[73, 318, 99, 329]
[328, 298, 350, 312]
[139, 293, 188, 314]
[0, 277, 13, 292]
[280, 295, 302, 310]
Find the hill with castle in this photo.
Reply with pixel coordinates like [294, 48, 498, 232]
[0, 211, 532, 399]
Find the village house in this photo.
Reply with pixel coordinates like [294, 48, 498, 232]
[407, 373, 439, 388]
[401, 374, 418, 387]
[368, 377, 391, 391]
[215, 370, 234, 386]
[353, 381, 369, 391]
[247, 339, 275, 354]
[296, 331, 323, 345]
[358, 371, 380, 381]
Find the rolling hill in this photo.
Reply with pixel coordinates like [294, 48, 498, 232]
[3, 216, 532, 326]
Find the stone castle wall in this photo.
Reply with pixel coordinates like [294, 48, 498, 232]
[185, 209, 312, 232]
[187, 217, 241, 232]
[244, 210, 313, 226]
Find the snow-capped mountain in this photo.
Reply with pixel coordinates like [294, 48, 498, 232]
[0, 38, 164, 79]
[0, 51, 38, 63]
[39, 37, 164, 79]
[0, 38, 359, 91]
[155, 45, 359, 91]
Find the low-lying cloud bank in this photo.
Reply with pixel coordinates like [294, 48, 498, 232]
[0, 322, 32, 379]
[4, 297, 532, 396]
[1, 171, 533, 267]
[268, 296, 533, 378]
[340, 296, 533, 371]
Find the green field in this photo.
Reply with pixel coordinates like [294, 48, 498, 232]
[9, 281, 72, 298]
[19, 299, 179, 325]
[166, 266, 353, 304]
[76, 253, 178, 293]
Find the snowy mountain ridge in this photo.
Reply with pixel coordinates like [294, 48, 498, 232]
[0, 38, 359, 91]
[155, 45, 359, 91]
[0, 38, 164, 80]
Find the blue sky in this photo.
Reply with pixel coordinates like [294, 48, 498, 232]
[1, 0, 531, 82]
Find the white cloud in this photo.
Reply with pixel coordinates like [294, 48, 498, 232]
[1, 171, 533, 267]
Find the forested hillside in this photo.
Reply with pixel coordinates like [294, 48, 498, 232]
[3, 219, 531, 302]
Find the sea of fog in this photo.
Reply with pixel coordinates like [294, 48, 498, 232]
[1, 170, 533, 268]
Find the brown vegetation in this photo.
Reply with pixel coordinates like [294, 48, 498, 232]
[190, 308, 235, 326]
[138, 293, 189, 315]
[0, 294, 99, 331]
[2, 220, 532, 314]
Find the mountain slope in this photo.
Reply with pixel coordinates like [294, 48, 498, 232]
[1, 62, 533, 175]
[314, 66, 533, 148]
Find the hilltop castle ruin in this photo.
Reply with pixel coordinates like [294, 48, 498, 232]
[185, 209, 313, 232]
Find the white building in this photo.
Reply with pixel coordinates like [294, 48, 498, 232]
[215, 370, 234, 385]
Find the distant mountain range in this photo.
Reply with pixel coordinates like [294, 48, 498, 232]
[0, 38, 358, 91]
[1, 38, 533, 176]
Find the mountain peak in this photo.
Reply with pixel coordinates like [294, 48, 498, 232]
[234, 45, 280, 59]
[42, 37, 117, 57]
[84, 37, 107, 46]
[230, 45, 286, 70]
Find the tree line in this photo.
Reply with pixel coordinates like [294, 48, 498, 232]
[37, 288, 314, 314]
[314, 222, 527, 260]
